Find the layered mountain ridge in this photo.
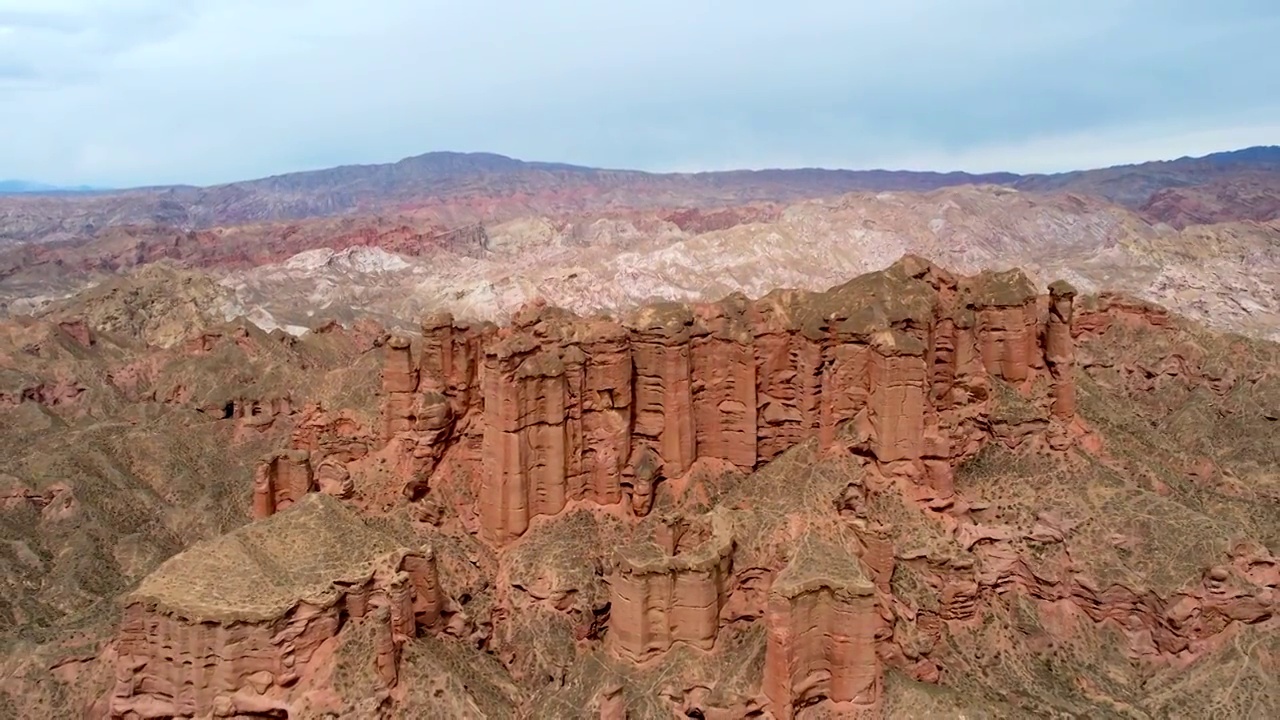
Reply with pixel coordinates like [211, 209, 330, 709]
[2, 146, 1277, 246]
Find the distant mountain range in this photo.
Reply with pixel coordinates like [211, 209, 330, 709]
[1, 146, 1277, 244]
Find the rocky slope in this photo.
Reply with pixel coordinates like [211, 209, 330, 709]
[4, 145, 1279, 345]
[2, 257, 1276, 718]
[11, 183, 1276, 350]
[1138, 172, 1280, 229]
[1014, 145, 1280, 209]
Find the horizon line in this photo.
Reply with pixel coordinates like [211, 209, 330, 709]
[4, 143, 1277, 196]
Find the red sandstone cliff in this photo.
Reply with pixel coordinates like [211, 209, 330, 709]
[110, 495, 445, 719]
[363, 256, 1080, 546]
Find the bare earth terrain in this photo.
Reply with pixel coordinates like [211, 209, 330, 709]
[0, 148, 1278, 718]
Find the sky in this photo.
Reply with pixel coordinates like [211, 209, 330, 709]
[1, 0, 1278, 188]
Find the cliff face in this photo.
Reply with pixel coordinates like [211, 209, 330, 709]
[110, 494, 445, 719]
[361, 257, 1079, 550]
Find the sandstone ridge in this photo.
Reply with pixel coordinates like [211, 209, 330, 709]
[369, 255, 1081, 547]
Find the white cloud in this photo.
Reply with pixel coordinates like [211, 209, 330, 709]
[0, 0, 1276, 186]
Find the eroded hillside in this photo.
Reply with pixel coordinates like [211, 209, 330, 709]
[2, 257, 1275, 718]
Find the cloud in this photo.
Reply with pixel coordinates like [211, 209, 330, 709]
[0, 0, 1277, 186]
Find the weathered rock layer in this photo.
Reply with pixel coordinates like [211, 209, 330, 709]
[110, 495, 445, 719]
[363, 257, 1079, 551]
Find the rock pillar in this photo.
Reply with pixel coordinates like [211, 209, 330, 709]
[1046, 280, 1078, 420]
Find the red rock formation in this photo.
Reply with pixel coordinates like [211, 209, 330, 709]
[606, 515, 734, 662]
[763, 536, 881, 718]
[279, 404, 373, 503]
[251, 449, 313, 519]
[57, 318, 94, 347]
[418, 312, 486, 411]
[228, 258, 1095, 710]
[0, 378, 87, 409]
[969, 269, 1042, 383]
[576, 320, 633, 506]
[348, 257, 1081, 544]
[70, 256, 1279, 719]
[478, 332, 574, 544]
[1046, 280, 1077, 420]
[110, 495, 445, 718]
[627, 303, 698, 478]
[752, 292, 824, 462]
[381, 335, 419, 437]
[690, 296, 758, 469]
[111, 600, 342, 718]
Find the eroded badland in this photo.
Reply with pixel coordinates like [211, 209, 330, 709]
[2, 254, 1276, 719]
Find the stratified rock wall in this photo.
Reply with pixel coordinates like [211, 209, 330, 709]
[251, 449, 313, 519]
[753, 296, 823, 461]
[690, 297, 758, 469]
[970, 269, 1042, 383]
[606, 516, 735, 662]
[627, 303, 699, 478]
[231, 258, 1089, 709]
[111, 601, 339, 719]
[576, 322, 633, 505]
[94, 255, 1280, 719]
[111, 496, 445, 719]
[764, 587, 881, 717]
[357, 257, 1079, 545]
[479, 335, 571, 544]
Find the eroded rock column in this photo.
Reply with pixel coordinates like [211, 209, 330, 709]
[607, 516, 734, 662]
[251, 450, 314, 519]
[400, 549, 444, 626]
[1046, 280, 1078, 420]
[381, 335, 420, 439]
[764, 539, 881, 719]
[627, 304, 697, 478]
[751, 298, 820, 462]
[479, 336, 569, 545]
[418, 313, 487, 417]
[969, 270, 1041, 383]
[868, 331, 928, 464]
[577, 322, 633, 505]
[819, 328, 872, 451]
[690, 298, 758, 469]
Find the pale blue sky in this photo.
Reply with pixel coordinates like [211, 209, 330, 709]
[1, 0, 1277, 187]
